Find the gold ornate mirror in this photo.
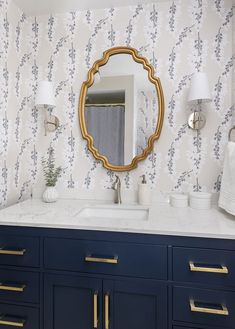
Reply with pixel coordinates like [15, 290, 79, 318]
[79, 46, 164, 172]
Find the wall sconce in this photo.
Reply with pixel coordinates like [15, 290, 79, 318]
[188, 72, 212, 130]
[35, 81, 59, 136]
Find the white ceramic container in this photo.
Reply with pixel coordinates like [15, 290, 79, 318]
[170, 194, 188, 208]
[42, 186, 58, 203]
[189, 192, 212, 210]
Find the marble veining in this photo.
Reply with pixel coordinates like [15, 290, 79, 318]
[0, 198, 235, 240]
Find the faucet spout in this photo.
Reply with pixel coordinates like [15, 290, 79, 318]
[112, 175, 122, 204]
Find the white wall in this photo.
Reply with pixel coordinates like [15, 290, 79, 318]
[0, 0, 234, 207]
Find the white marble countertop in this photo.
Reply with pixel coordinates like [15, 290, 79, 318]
[0, 198, 235, 239]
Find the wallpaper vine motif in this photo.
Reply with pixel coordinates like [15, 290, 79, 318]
[136, 89, 158, 155]
[0, 0, 234, 207]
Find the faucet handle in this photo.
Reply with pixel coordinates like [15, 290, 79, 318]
[115, 175, 120, 182]
[112, 176, 118, 190]
[113, 175, 122, 204]
[112, 175, 121, 191]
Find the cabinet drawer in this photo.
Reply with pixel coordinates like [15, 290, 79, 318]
[0, 235, 39, 268]
[0, 303, 39, 329]
[44, 238, 167, 279]
[173, 247, 235, 286]
[0, 270, 39, 304]
[173, 286, 235, 328]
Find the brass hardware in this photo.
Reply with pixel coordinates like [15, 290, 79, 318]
[0, 283, 26, 292]
[105, 293, 109, 329]
[79, 46, 164, 172]
[0, 316, 25, 327]
[0, 249, 26, 256]
[190, 300, 229, 316]
[93, 291, 98, 329]
[189, 261, 228, 274]
[85, 256, 118, 264]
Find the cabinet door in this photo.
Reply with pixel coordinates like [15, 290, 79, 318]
[103, 279, 167, 329]
[44, 274, 102, 329]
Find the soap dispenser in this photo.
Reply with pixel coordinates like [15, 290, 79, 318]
[138, 175, 152, 206]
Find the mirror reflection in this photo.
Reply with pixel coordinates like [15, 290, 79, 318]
[85, 53, 160, 167]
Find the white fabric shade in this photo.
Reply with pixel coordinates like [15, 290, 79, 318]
[188, 72, 211, 104]
[35, 81, 56, 107]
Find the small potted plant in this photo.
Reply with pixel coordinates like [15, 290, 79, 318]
[42, 146, 62, 203]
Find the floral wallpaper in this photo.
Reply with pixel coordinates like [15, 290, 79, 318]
[136, 88, 159, 155]
[0, 0, 234, 207]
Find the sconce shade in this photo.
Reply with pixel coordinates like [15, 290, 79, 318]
[188, 72, 212, 104]
[35, 81, 56, 107]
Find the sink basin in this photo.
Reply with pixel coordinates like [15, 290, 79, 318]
[76, 204, 149, 221]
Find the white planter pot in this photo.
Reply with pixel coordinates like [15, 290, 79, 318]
[42, 186, 58, 203]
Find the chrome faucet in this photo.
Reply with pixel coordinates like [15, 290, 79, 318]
[112, 175, 122, 204]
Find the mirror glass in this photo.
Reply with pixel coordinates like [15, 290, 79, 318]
[85, 53, 160, 167]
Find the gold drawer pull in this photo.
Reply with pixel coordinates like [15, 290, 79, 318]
[0, 248, 26, 256]
[85, 256, 118, 264]
[93, 291, 98, 329]
[0, 283, 26, 293]
[189, 261, 228, 274]
[190, 300, 229, 316]
[0, 315, 26, 327]
[105, 293, 109, 329]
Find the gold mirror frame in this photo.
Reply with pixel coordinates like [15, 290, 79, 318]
[79, 46, 164, 172]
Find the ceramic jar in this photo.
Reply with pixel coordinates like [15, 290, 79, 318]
[189, 192, 212, 210]
[42, 186, 58, 203]
[170, 194, 188, 208]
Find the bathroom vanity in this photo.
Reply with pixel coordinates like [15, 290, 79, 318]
[0, 199, 235, 329]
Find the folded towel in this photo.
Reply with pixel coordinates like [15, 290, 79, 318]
[219, 142, 235, 215]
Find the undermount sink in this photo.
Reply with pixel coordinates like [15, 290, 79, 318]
[76, 204, 149, 221]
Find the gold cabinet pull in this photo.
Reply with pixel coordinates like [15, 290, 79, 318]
[0, 315, 26, 327]
[190, 300, 229, 316]
[189, 262, 228, 274]
[93, 291, 98, 329]
[0, 248, 26, 256]
[0, 283, 26, 293]
[105, 293, 109, 329]
[85, 256, 118, 265]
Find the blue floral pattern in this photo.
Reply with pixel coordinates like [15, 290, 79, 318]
[0, 0, 234, 207]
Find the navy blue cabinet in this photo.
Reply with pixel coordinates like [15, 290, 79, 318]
[103, 279, 167, 329]
[0, 235, 39, 267]
[0, 303, 39, 329]
[44, 274, 102, 329]
[173, 286, 235, 328]
[0, 225, 235, 329]
[173, 247, 235, 286]
[44, 238, 167, 280]
[0, 269, 39, 304]
[44, 275, 167, 329]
